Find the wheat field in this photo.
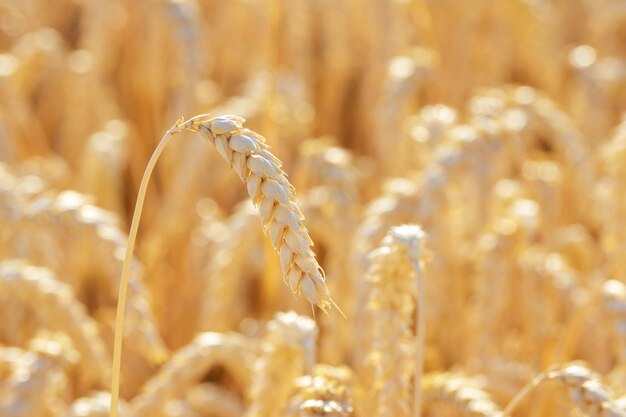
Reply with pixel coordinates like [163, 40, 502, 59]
[1, 1, 626, 416]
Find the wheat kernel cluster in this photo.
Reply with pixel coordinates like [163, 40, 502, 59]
[1, 1, 626, 417]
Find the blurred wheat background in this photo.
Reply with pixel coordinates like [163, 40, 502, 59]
[1, 0, 626, 416]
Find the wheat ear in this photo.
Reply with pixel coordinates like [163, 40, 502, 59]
[185, 114, 334, 310]
[359, 225, 426, 417]
[421, 373, 504, 417]
[246, 311, 317, 417]
[503, 363, 625, 417]
[111, 115, 335, 417]
[0, 260, 109, 391]
[131, 332, 255, 417]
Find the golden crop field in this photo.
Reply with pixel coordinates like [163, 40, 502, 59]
[1, 1, 626, 416]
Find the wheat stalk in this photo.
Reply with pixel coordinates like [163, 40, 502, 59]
[358, 225, 426, 417]
[110, 113, 336, 416]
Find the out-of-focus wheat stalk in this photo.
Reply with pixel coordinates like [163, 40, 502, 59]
[110, 113, 334, 416]
[246, 312, 317, 417]
[358, 225, 426, 417]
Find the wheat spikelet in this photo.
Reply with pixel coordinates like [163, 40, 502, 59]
[131, 332, 256, 417]
[246, 311, 317, 417]
[0, 260, 108, 390]
[421, 373, 504, 417]
[358, 225, 426, 417]
[284, 364, 355, 417]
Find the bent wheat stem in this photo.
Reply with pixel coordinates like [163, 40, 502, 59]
[111, 115, 335, 417]
[110, 123, 178, 417]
